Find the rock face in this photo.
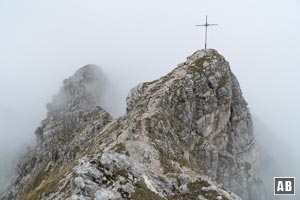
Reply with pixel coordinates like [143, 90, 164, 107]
[1, 65, 113, 199]
[36, 64, 111, 145]
[124, 49, 262, 199]
[1, 50, 263, 200]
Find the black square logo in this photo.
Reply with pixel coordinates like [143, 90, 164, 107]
[274, 177, 295, 195]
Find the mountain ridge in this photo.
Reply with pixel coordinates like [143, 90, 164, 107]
[1, 49, 263, 200]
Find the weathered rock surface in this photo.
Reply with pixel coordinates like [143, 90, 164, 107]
[1, 49, 263, 200]
[1, 65, 112, 200]
[124, 49, 263, 199]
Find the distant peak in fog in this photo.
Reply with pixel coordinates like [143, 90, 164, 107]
[46, 64, 109, 117]
[74, 64, 104, 77]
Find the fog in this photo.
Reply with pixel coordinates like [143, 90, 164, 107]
[0, 0, 299, 198]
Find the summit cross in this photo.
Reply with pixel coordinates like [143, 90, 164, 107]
[195, 15, 218, 49]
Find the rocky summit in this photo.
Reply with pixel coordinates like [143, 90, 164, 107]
[1, 49, 264, 200]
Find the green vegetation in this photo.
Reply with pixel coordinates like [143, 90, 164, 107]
[195, 56, 210, 67]
[21, 161, 77, 200]
[188, 180, 226, 200]
[188, 180, 210, 190]
[169, 180, 228, 200]
[29, 164, 48, 192]
[114, 143, 127, 153]
[217, 73, 230, 88]
[186, 56, 211, 74]
[112, 143, 130, 156]
[158, 175, 167, 183]
[159, 154, 177, 174]
[131, 181, 164, 200]
[176, 156, 193, 169]
[114, 169, 129, 179]
[187, 65, 204, 74]
[148, 131, 161, 141]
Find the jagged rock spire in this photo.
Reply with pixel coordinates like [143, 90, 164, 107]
[46, 64, 108, 117]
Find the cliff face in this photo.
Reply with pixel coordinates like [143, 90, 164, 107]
[124, 49, 262, 199]
[1, 50, 263, 200]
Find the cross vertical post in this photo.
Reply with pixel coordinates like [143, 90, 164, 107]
[196, 15, 217, 49]
[205, 15, 208, 49]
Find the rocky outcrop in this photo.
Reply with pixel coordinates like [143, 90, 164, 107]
[1, 50, 263, 200]
[37, 65, 110, 144]
[1, 65, 112, 199]
[66, 153, 241, 200]
[123, 49, 263, 199]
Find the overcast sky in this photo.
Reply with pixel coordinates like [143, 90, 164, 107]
[0, 0, 299, 198]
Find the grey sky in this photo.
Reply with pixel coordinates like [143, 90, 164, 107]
[0, 0, 299, 197]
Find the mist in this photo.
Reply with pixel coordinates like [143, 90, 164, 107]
[0, 0, 299, 198]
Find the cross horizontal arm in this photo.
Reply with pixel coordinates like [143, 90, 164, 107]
[195, 24, 218, 27]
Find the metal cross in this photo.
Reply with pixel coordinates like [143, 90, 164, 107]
[196, 15, 217, 49]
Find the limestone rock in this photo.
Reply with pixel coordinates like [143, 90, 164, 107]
[1, 65, 112, 200]
[1, 49, 263, 200]
[123, 49, 263, 199]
